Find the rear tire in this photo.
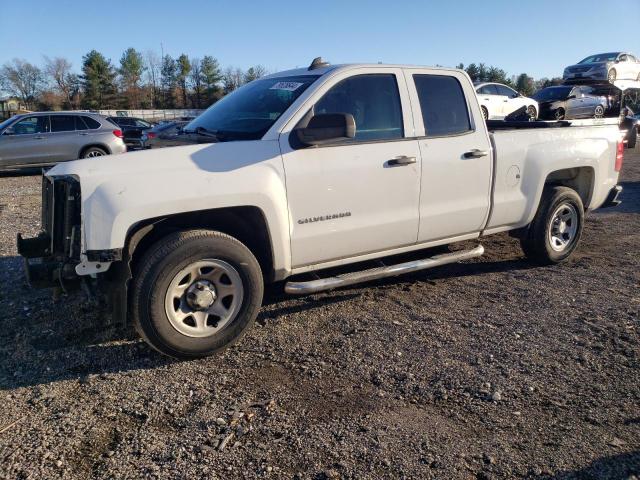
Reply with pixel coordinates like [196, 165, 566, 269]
[81, 146, 107, 158]
[594, 105, 605, 118]
[527, 105, 537, 120]
[481, 106, 489, 120]
[520, 186, 584, 265]
[608, 68, 617, 83]
[554, 108, 566, 120]
[131, 230, 263, 359]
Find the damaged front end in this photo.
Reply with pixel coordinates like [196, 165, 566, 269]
[17, 174, 82, 291]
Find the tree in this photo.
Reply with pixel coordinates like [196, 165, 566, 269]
[176, 54, 191, 108]
[189, 57, 203, 108]
[144, 50, 161, 108]
[465, 63, 480, 82]
[515, 73, 534, 96]
[160, 55, 177, 108]
[0, 59, 44, 109]
[200, 56, 222, 105]
[487, 66, 509, 85]
[80, 50, 117, 109]
[43, 56, 77, 108]
[222, 67, 244, 94]
[119, 48, 145, 108]
[243, 65, 267, 83]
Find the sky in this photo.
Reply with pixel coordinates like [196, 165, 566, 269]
[1, 0, 639, 80]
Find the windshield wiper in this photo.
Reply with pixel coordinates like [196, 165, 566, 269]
[183, 126, 223, 142]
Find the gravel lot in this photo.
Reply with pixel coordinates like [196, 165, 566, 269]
[1, 151, 639, 480]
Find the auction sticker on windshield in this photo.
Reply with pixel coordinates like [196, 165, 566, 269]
[270, 81, 304, 91]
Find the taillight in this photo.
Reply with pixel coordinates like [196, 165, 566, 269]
[615, 140, 624, 172]
[113, 129, 123, 139]
[146, 132, 156, 139]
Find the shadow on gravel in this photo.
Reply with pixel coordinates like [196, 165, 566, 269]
[532, 451, 640, 479]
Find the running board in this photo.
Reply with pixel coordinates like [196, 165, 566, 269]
[284, 245, 485, 295]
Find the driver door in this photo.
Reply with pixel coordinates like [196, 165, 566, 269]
[0, 115, 51, 167]
[279, 69, 421, 268]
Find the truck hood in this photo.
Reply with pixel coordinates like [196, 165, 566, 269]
[47, 139, 288, 252]
[47, 140, 282, 198]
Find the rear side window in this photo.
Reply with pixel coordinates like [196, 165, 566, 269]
[496, 85, 517, 97]
[413, 75, 471, 137]
[314, 74, 403, 142]
[478, 85, 498, 95]
[82, 116, 101, 129]
[50, 115, 76, 132]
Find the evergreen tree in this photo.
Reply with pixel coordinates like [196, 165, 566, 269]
[176, 54, 191, 108]
[160, 55, 177, 108]
[80, 50, 117, 109]
[119, 48, 145, 108]
[200, 56, 222, 104]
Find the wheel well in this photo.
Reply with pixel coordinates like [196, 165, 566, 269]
[78, 144, 110, 158]
[125, 206, 275, 281]
[544, 167, 594, 208]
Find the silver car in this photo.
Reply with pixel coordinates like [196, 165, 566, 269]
[0, 112, 127, 171]
[563, 52, 640, 83]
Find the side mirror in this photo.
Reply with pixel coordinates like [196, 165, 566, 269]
[567, 95, 576, 100]
[295, 113, 356, 146]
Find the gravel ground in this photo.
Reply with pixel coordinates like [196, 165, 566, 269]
[0, 151, 639, 480]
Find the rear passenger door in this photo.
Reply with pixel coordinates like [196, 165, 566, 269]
[48, 115, 81, 161]
[404, 70, 493, 243]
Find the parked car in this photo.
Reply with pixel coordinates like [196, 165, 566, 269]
[533, 85, 607, 120]
[106, 116, 154, 149]
[475, 82, 538, 120]
[145, 120, 190, 148]
[18, 60, 624, 359]
[563, 52, 640, 83]
[0, 112, 126, 171]
[621, 110, 639, 149]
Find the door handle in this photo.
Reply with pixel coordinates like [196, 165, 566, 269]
[79, 132, 89, 136]
[388, 155, 416, 166]
[463, 149, 489, 159]
[34, 136, 46, 140]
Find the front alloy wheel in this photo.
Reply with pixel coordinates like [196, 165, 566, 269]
[594, 105, 605, 118]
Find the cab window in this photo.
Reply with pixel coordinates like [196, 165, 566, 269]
[314, 74, 403, 142]
[413, 74, 471, 137]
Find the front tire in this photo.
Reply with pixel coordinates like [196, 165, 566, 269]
[554, 108, 566, 121]
[527, 105, 537, 120]
[520, 186, 584, 265]
[131, 230, 263, 359]
[594, 105, 605, 118]
[608, 68, 617, 83]
[481, 106, 489, 121]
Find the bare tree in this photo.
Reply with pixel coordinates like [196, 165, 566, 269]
[189, 58, 203, 108]
[144, 50, 161, 108]
[0, 58, 44, 109]
[43, 56, 76, 108]
[222, 67, 244, 94]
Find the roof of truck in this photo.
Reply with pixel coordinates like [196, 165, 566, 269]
[264, 62, 462, 79]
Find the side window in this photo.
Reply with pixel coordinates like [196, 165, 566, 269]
[75, 116, 89, 130]
[135, 119, 151, 128]
[478, 85, 498, 95]
[314, 74, 403, 142]
[413, 75, 471, 137]
[50, 115, 76, 132]
[82, 116, 101, 129]
[496, 85, 517, 98]
[7, 116, 49, 135]
[619, 54, 628, 62]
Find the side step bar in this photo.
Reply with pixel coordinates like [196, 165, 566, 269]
[285, 245, 485, 295]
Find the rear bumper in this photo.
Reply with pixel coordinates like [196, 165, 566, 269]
[601, 185, 623, 208]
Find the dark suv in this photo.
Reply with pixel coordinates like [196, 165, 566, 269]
[106, 116, 154, 149]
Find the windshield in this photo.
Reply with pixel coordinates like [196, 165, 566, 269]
[578, 53, 619, 64]
[533, 87, 572, 101]
[184, 75, 319, 141]
[0, 116, 17, 132]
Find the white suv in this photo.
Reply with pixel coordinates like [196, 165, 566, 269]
[475, 82, 538, 120]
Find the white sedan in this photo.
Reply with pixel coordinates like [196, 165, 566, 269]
[475, 83, 538, 120]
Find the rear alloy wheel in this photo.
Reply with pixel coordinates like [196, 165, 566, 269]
[608, 68, 617, 83]
[554, 108, 566, 121]
[594, 105, 605, 119]
[520, 186, 584, 264]
[481, 106, 489, 120]
[527, 106, 537, 120]
[82, 147, 107, 158]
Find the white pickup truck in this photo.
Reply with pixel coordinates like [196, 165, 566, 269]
[18, 58, 626, 358]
